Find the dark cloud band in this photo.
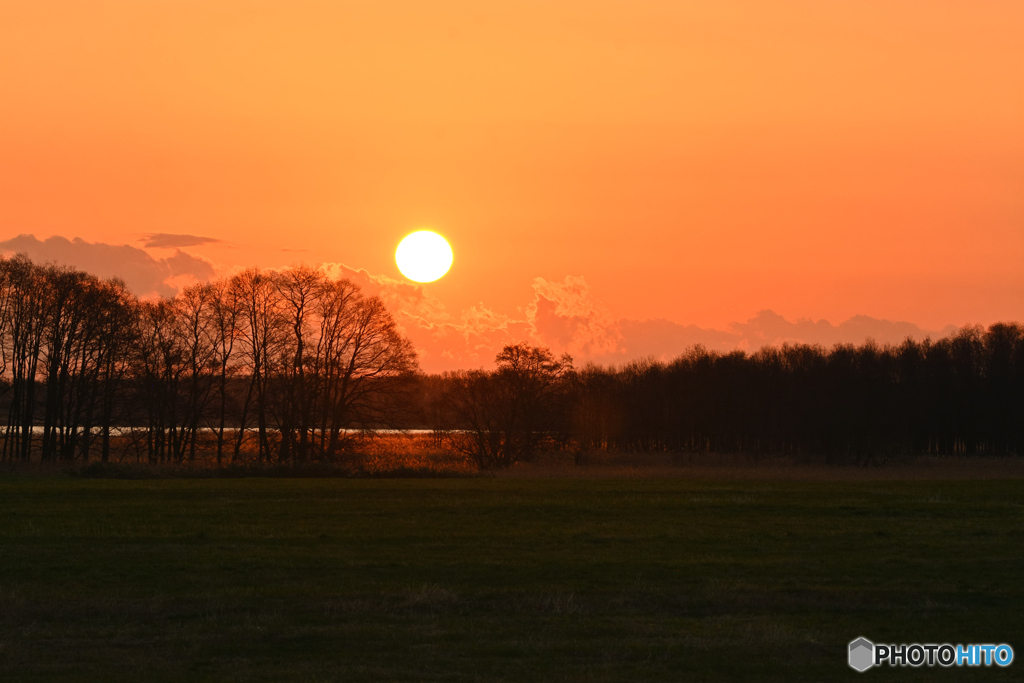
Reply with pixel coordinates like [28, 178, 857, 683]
[140, 233, 222, 249]
[0, 234, 216, 298]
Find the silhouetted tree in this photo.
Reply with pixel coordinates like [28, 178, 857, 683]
[208, 278, 243, 464]
[1, 253, 1021, 467]
[441, 343, 572, 468]
[0, 256, 47, 461]
[176, 283, 221, 462]
[231, 268, 283, 461]
[93, 279, 137, 463]
[311, 283, 418, 458]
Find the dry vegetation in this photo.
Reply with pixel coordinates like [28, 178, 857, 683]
[5, 432, 1024, 482]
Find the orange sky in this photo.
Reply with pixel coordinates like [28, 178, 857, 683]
[1, 1, 1022, 369]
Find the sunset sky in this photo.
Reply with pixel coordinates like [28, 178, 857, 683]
[1, 1, 1021, 370]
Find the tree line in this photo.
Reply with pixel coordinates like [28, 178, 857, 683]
[428, 328, 1024, 467]
[1, 253, 1020, 468]
[0, 255, 417, 464]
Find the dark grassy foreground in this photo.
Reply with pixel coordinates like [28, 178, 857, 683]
[1, 476, 1022, 681]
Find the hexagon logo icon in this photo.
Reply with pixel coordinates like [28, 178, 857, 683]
[849, 637, 874, 672]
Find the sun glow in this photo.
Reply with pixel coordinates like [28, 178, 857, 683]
[395, 231, 453, 283]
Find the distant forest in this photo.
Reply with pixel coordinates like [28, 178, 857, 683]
[0, 254, 1021, 467]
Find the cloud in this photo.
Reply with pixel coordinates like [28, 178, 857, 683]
[319, 262, 524, 369]
[140, 233, 223, 249]
[319, 269, 951, 372]
[314, 267, 953, 371]
[0, 241, 951, 371]
[0, 234, 216, 298]
[528, 276, 621, 358]
[729, 310, 947, 350]
[376, 274, 624, 370]
[319, 262, 450, 324]
[614, 319, 738, 360]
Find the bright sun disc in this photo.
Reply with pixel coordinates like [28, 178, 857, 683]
[395, 231, 453, 283]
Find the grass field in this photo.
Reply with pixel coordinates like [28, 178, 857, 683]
[1, 474, 1022, 681]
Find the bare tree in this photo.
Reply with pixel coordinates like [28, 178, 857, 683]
[134, 299, 186, 463]
[176, 283, 220, 462]
[231, 268, 284, 461]
[39, 266, 108, 462]
[441, 343, 572, 469]
[319, 291, 418, 458]
[271, 265, 324, 462]
[208, 278, 242, 464]
[270, 269, 419, 461]
[0, 256, 45, 462]
[93, 279, 137, 463]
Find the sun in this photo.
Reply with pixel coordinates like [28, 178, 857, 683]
[395, 231, 453, 283]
